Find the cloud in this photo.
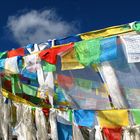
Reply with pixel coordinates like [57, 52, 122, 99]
[7, 9, 80, 45]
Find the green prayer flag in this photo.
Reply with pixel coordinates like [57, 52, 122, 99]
[42, 61, 56, 72]
[0, 51, 7, 59]
[22, 83, 37, 97]
[11, 75, 22, 94]
[132, 22, 140, 32]
[131, 109, 140, 125]
[67, 110, 73, 122]
[74, 39, 101, 66]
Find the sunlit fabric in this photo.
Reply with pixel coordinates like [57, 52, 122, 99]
[60, 48, 84, 70]
[131, 109, 140, 125]
[80, 24, 132, 40]
[121, 33, 140, 63]
[0, 20, 139, 140]
[57, 119, 72, 140]
[75, 38, 101, 66]
[103, 127, 122, 140]
[39, 43, 74, 64]
[8, 48, 24, 58]
[97, 110, 129, 128]
[100, 36, 117, 62]
[74, 110, 95, 127]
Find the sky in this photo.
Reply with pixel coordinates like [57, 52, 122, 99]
[0, 0, 140, 51]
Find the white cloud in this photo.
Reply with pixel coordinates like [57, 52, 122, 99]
[7, 9, 80, 45]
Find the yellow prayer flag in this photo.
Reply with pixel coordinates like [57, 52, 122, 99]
[80, 25, 132, 40]
[61, 48, 84, 70]
[97, 110, 129, 128]
[2, 88, 36, 107]
[2, 88, 52, 108]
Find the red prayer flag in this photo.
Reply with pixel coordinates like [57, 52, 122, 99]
[8, 48, 25, 58]
[39, 43, 74, 64]
[103, 127, 122, 140]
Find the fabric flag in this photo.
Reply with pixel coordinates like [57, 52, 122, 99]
[56, 110, 73, 140]
[121, 33, 140, 63]
[80, 127, 90, 140]
[55, 35, 82, 45]
[80, 24, 132, 40]
[103, 127, 122, 140]
[25, 44, 39, 54]
[21, 69, 37, 80]
[49, 109, 58, 140]
[11, 75, 22, 94]
[0, 99, 11, 140]
[5, 56, 20, 74]
[2, 88, 36, 107]
[29, 79, 39, 87]
[35, 108, 49, 140]
[39, 42, 74, 64]
[22, 83, 37, 97]
[2, 75, 12, 92]
[25, 44, 34, 54]
[73, 124, 85, 140]
[97, 110, 129, 128]
[95, 126, 104, 140]
[101, 40, 140, 108]
[99, 62, 128, 108]
[61, 48, 84, 70]
[131, 21, 140, 32]
[67, 110, 73, 123]
[0, 51, 7, 59]
[57, 110, 72, 124]
[56, 68, 111, 110]
[38, 42, 52, 50]
[0, 59, 5, 69]
[13, 104, 36, 140]
[74, 110, 95, 128]
[74, 38, 101, 66]
[100, 36, 117, 62]
[57, 121, 72, 140]
[7, 48, 24, 58]
[37, 67, 54, 100]
[17, 56, 23, 71]
[122, 127, 131, 140]
[23, 53, 40, 73]
[131, 109, 140, 125]
[42, 60, 56, 72]
[122, 126, 140, 140]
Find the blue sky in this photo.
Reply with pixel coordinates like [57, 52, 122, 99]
[0, 0, 140, 51]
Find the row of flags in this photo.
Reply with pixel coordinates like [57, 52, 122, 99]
[0, 21, 140, 139]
